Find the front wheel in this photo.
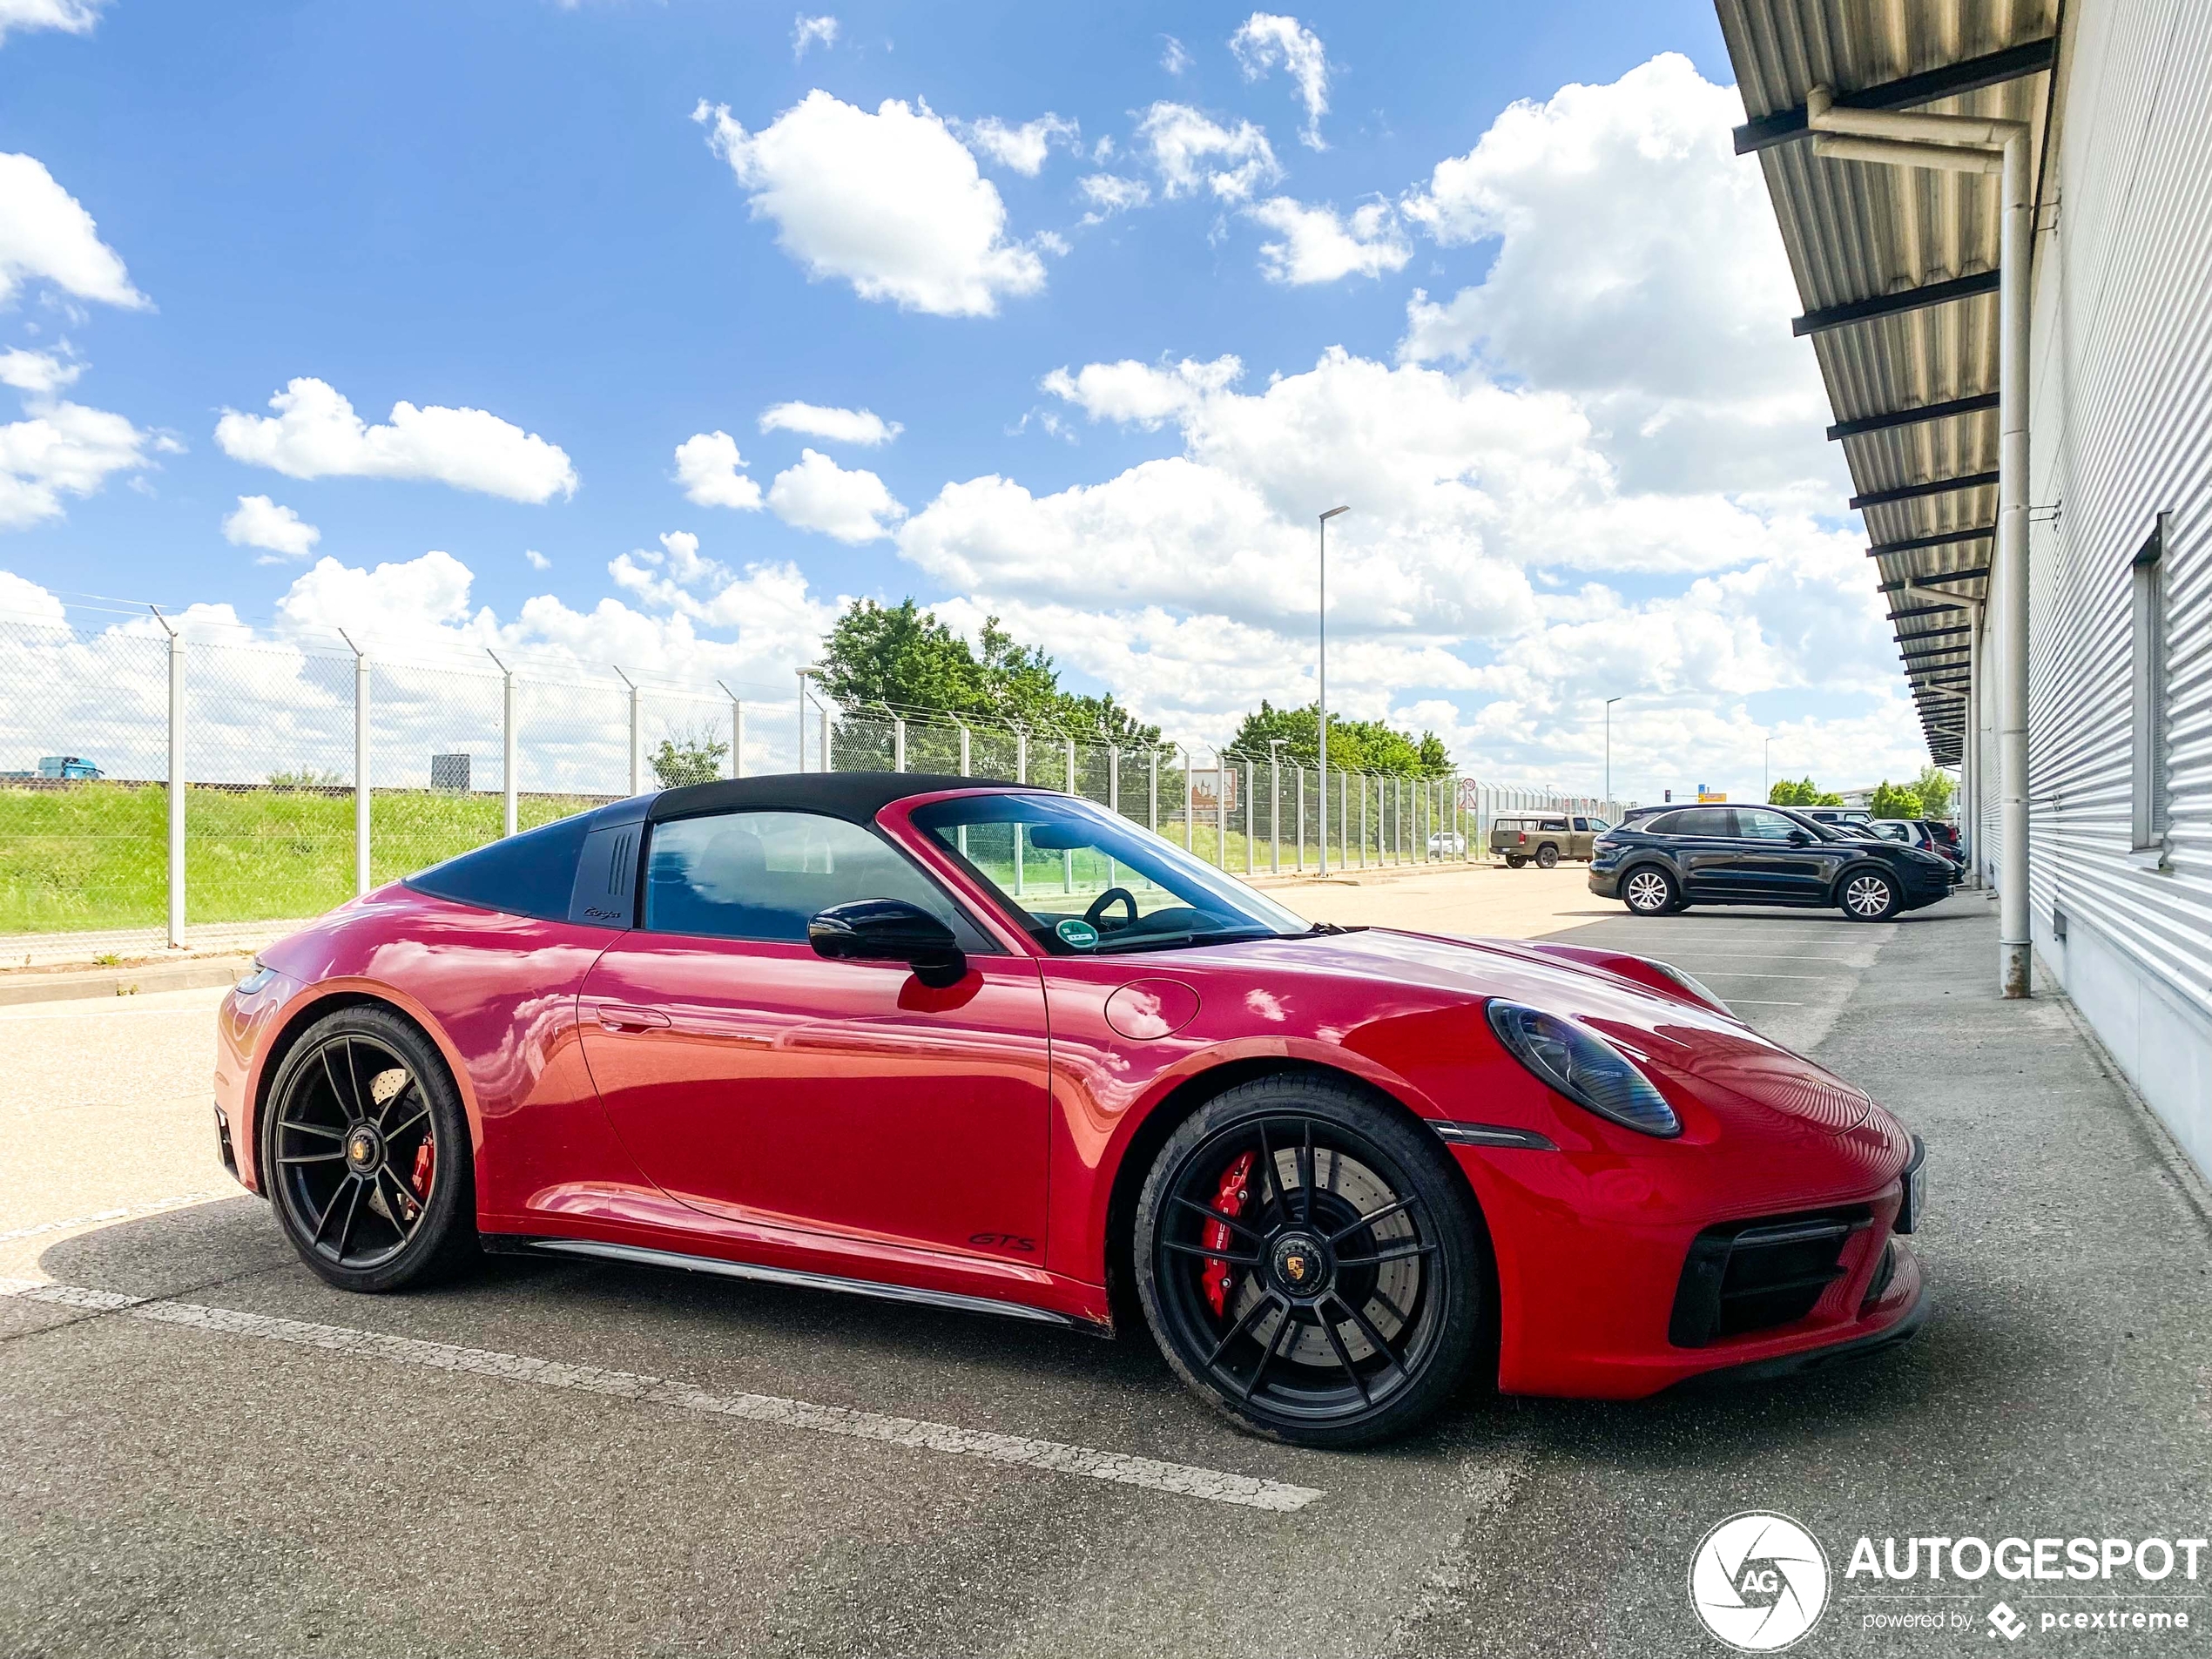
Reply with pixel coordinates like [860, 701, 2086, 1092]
[263, 1005, 478, 1292]
[1134, 1078, 1485, 1447]
[1622, 865, 1677, 915]
[1838, 868, 1900, 922]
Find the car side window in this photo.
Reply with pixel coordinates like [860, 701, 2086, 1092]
[643, 811, 983, 946]
[1734, 807, 1801, 841]
[1640, 812, 1683, 834]
[1670, 807, 1732, 838]
[1571, 817, 1590, 832]
[1540, 817, 1568, 832]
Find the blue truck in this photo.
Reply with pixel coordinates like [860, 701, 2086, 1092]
[0, 755, 106, 780]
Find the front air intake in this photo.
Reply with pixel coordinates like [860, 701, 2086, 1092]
[1669, 1209, 1867, 1347]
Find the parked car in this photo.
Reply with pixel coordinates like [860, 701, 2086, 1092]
[1488, 814, 1610, 868]
[1797, 806, 1871, 827]
[1870, 819, 1962, 869]
[214, 772, 1925, 1447]
[1920, 819, 1961, 855]
[1426, 830, 1467, 857]
[1589, 803, 1954, 921]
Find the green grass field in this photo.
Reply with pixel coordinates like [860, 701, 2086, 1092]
[0, 782, 603, 935]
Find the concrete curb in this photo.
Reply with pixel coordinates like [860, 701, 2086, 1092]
[0, 955, 253, 1008]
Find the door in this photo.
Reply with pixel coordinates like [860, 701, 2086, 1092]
[1716, 806, 1835, 905]
[578, 809, 1053, 1264]
[1664, 806, 1741, 898]
[1570, 817, 1594, 859]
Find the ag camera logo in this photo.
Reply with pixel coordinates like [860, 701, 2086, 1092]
[1689, 1512, 1831, 1651]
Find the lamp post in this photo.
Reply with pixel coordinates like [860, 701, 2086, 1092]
[1603, 696, 1622, 816]
[1763, 736, 1773, 804]
[1317, 505, 1348, 874]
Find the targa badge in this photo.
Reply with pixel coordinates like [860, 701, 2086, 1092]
[1689, 1512, 1830, 1651]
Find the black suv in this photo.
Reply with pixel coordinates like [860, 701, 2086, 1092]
[1589, 803, 1954, 921]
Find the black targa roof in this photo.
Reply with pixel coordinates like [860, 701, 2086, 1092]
[645, 772, 1044, 825]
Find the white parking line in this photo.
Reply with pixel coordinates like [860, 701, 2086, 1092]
[1726, 999, 1806, 1008]
[0, 1191, 229, 1245]
[1660, 953, 1857, 962]
[0, 1278, 1325, 1514]
[1691, 973, 1838, 982]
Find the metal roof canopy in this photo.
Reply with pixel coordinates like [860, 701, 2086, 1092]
[1715, 1, 2058, 763]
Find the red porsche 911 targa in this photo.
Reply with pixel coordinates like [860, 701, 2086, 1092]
[213, 774, 1927, 1446]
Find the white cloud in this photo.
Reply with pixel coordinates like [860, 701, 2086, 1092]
[0, 399, 164, 528]
[1041, 354, 1243, 428]
[214, 377, 578, 502]
[0, 565, 64, 622]
[1399, 52, 1830, 495]
[767, 447, 904, 543]
[672, 429, 764, 509]
[758, 401, 900, 446]
[1229, 13, 1331, 150]
[1160, 35, 1191, 76]
[0, 0, 105, 46]
[0, 152, 145, 310]
[695, 91, 1047, 317]
[0, 346, 79, 393]
[960, 114, 1079, 177]
[524, 548, 550, 570]
[1076, 173, 1151, 222]
[1247, 197, 1410, 284]
[791, 13, 837, 59]
[1133, 104, 1281, 203]
[221, 494, 320, 561]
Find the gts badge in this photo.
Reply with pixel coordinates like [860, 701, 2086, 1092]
[969, 1231, 1036, 1253]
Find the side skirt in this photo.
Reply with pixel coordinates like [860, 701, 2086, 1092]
[485, 1233, 1100, 1333]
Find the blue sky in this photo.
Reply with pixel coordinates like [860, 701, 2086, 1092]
[0, 0, 1927, 800]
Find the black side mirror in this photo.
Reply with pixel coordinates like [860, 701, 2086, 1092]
[1788, 829, 1813, 845]
[809, 898, 968, 988]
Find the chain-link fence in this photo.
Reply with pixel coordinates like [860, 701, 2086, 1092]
[1, 610, 1622, 954]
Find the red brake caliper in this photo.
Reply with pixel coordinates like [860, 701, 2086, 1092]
[409, 1135, 435, 1203]
[1201, 1150, 1256, 1318]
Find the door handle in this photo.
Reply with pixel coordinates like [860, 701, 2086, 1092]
[596, 1004, 671, 1032]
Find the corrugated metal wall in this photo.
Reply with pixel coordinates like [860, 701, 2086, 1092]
[2025, 0, 2212, 1069]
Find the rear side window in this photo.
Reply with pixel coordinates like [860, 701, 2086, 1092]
[1540, 818, 1568, 832]
[406, 813, 593, 921]
[1662, 808, 1732, 837]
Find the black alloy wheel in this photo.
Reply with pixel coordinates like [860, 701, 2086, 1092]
[1135, 1076, 1484, 1447]
[1622, 865, 1677, 915]
[1505, 855, 1527, 869]
[265, 1006, 476, 1291]
[1534, 844, 1560, 870]
[1838, 867, 1900, 922]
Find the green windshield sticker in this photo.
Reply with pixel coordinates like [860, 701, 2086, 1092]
[1055, 918, 1101, 950]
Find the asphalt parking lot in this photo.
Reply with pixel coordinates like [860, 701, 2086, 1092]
[4, 883, 2210, 1656]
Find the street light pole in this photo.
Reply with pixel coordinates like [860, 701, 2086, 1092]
[1764, 736, 1772, 804]
[795, 666, 820, 772]
[1317, 506, 1348, 875]
[1604, 696, 1622, 814]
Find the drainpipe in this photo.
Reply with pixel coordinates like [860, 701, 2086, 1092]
[1808, 87, 2031, 996]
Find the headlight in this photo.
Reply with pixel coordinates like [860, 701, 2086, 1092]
[234, 962, 276, 996]
[1485, 1000, 1682, 1137]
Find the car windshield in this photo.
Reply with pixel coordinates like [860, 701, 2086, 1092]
[909, 792, 1313, 954]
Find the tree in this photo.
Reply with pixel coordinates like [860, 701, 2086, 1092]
[1225, 700, 1452, 777]
[1869, 779, 1925, 819]
[816, 598, 1163, 745]
[1911, 764, 1955, 819]
[650, 727, 728, 788]
[1769, 776, 1844, 807]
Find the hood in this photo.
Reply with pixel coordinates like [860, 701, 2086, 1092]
[1210, 926, 1876, 1139]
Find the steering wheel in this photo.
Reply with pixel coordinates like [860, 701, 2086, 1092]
[1084, 887, 1139, 931]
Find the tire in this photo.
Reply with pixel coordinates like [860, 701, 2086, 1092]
[1534, 843, 1560, 870]
[262, 1004, 478, 1292]
[1622, 865, 1677, 915]
[1838, 867, 1901, 922]
[1133, 1076, 1485, 1448]
[1504, 855, 1527, 869]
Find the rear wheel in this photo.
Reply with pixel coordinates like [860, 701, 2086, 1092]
[264, 1005, 477, 1292]
[1134, 1077, 1483, 1447]
[1534, 843, 1560, 870]
[1622, 865, 1677, 915]
[1504, 855, 1527, 869]
[1838, 867, 1900, 922]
